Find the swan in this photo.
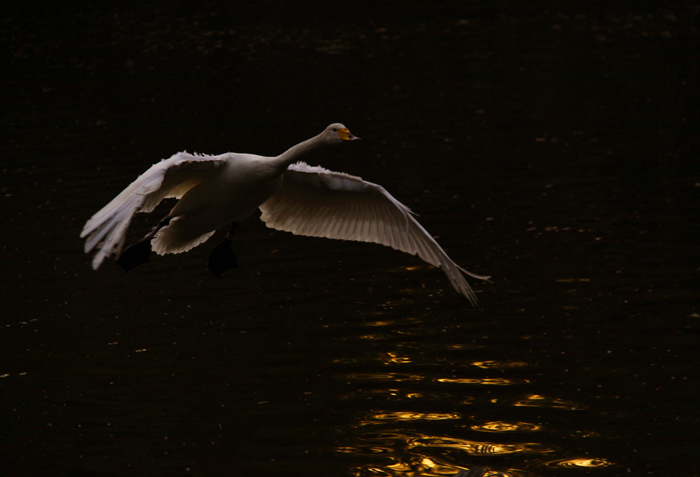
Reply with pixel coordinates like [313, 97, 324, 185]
[81, 123, 489, 304]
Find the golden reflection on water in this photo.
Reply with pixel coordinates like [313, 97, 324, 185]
[437, 377, 527, 385]
[380, 457, 468, 476]
[347, 372, 424, 382]
[346, 453, 524, 477]
[470, 421, 543, 433]
[340, 388, 453, 402]
[356, 457, 459, 477]
[336, 445, 394, 455]
[337, 388, 609, 476]
[382, 352, 413, 364]
[511, 394, 588, 410]
[346, 373, 530, 386]
[360, 333, 396, 341]
[446, 343, 484, 351]
[339, 352, 536, 367]
[340, 429, 553, 476]
[366, 411, 462, 422]
[471, 360, 528, 369]
[335, 324, 602, 476]
[408, 436, 554, 456]
[544, 457, 613, 468]
[363, 320, 405, 327]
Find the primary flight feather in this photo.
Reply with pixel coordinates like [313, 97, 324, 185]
[81, 123, 489, 304]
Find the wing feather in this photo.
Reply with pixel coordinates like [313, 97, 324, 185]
[259, 162, 488, 304]
[81, 152, 227, 269]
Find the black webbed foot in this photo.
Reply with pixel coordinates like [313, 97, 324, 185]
[207, 222, 239, 278]
[208, 240, 238, 277]
[115, 216, 170, 272]
[116, 237, 152, 271]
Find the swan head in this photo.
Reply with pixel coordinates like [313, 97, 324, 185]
[324, 123, 360, 143]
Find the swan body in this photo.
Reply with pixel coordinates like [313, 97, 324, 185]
[81, 123, 488, 304]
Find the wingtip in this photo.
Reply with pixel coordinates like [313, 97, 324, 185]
[91, 253, 104, 270]
[465, 290, 480, 307]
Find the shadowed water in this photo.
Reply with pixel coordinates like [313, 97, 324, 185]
[2, 2, 699, 476]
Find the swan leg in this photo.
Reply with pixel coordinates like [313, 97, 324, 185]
[116, 216, 171, 271]
[207, 223, 239, 278]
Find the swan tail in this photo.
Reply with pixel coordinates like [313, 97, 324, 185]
[151, 218, 215, 255]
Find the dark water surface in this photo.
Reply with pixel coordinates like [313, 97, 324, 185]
[2, 2, 699, 476]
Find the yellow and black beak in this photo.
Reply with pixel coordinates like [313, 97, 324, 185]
[338, 128, 360, 141]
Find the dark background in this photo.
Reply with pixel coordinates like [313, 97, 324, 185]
[2, 2, 699, 476]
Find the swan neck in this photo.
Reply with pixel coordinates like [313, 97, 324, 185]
[277, 132, 326, 168]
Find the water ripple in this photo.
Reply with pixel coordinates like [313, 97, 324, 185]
[437, 377, 528, 385]
[470, 421, 543, 433]
[365, 411, 463, 422]
[471, 361, 528, 369]
[509, 394, 588, 410]
[408, 436, 555, 456]
[543, 457, 614, 468]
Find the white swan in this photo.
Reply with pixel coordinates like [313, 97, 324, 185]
[81, 123, 489, 304]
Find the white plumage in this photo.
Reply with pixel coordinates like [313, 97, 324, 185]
[81, 123, 488, 304]
[82, 152, 229, 268]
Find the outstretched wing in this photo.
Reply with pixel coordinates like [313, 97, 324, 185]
[81, 152, 228, 270]
[259, 162, 488, 304]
